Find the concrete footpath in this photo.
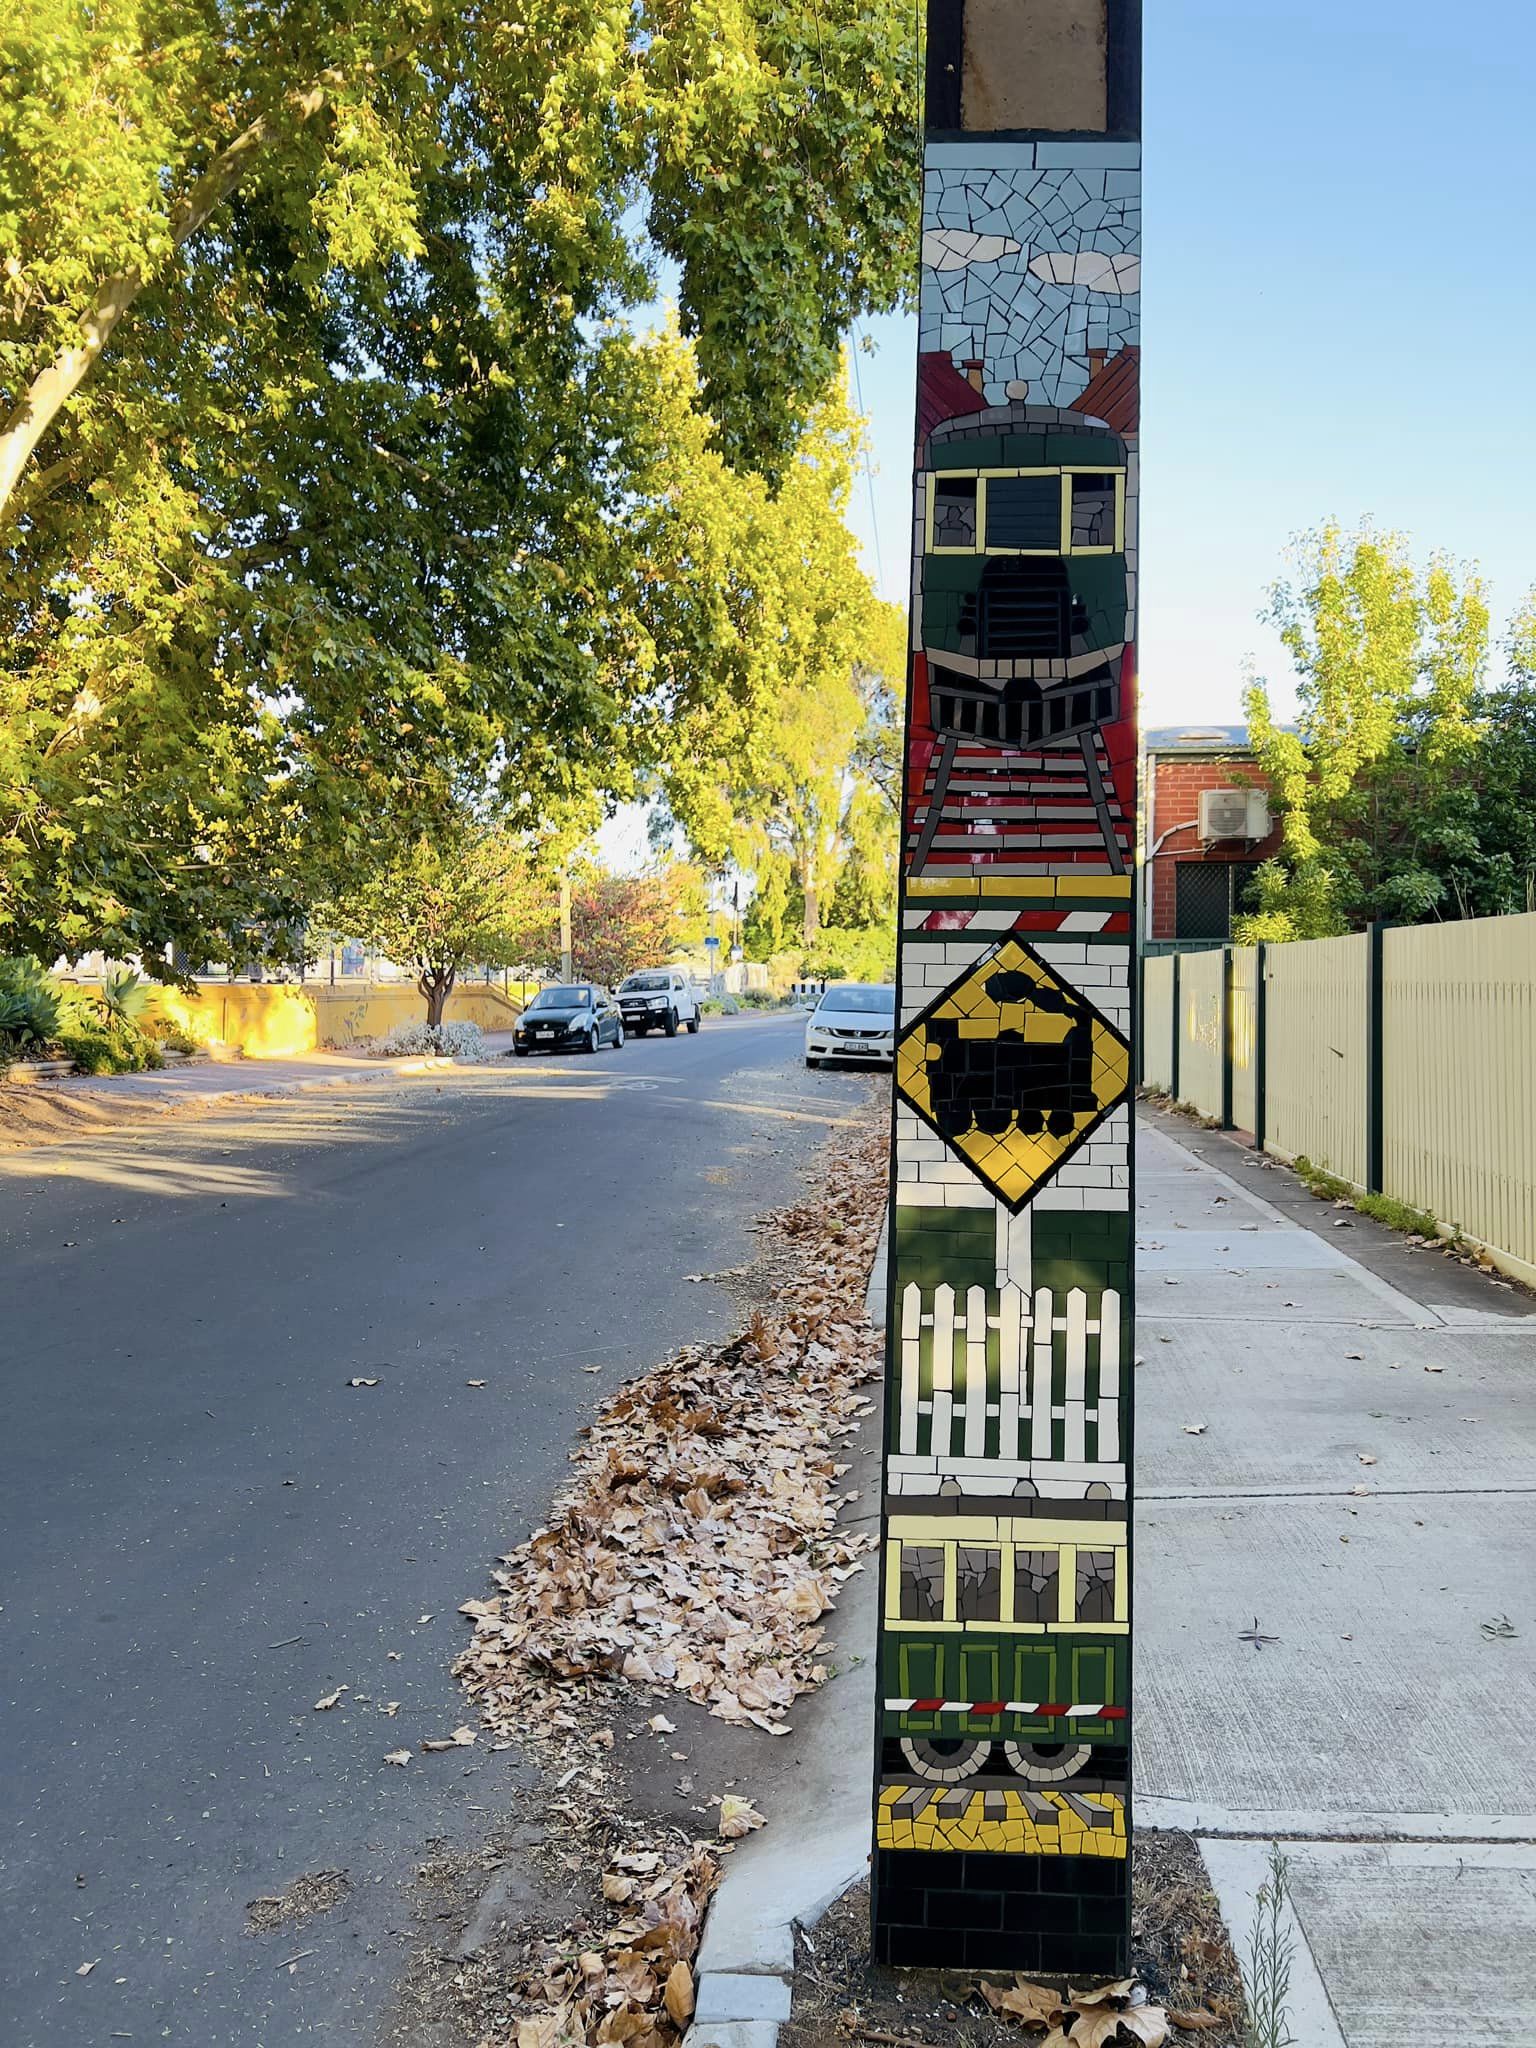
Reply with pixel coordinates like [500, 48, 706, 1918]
[1136, 1106, 1536, 2045]
[698, 1108, 1536, 2047]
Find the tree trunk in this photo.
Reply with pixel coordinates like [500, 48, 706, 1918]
[802, 881, 819, 948]
[420, 967, 455, 1030]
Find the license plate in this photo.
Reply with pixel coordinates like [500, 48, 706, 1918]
[536, 1029, 555, 1038]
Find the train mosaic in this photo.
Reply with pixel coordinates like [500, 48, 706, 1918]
[873, 32, 1139, 1978]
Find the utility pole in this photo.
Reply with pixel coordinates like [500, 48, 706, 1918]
[559, 872, 573, 982]
[872, 0, 1141, 1977]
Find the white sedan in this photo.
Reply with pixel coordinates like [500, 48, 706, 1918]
[805, 983, 897, 1068]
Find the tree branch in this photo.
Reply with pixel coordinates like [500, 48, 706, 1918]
[0, 71, 343, 525]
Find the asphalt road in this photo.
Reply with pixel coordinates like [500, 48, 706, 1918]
[0, 1015, 876, 2046]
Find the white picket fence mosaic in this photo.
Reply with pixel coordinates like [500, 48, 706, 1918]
[896, 1281, 1122, 1472]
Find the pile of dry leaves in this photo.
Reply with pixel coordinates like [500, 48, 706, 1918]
[974, 1978, 1217, 2044]
[503, 1837, 720, 2048]
[455, 1116, 886, 1745]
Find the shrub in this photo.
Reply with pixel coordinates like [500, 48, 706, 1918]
[0, 957, 63, 1052]
[141, 1014, 202, 1055]
[371, 1019, 492, 1059]
[56, 1020, 165, 1073]
[99, 969, 151, 1027]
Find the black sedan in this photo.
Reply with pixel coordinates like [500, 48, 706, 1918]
[511, 983, 624, 1056]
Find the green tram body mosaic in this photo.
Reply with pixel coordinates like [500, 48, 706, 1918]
[872, 0, 1141, 1976]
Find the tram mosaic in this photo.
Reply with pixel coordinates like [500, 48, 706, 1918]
[872, 18, 1140, 1976]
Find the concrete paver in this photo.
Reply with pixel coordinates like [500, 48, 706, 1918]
[1138, 1107, 1536, 2042]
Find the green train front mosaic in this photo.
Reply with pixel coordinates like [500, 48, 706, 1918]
[873, 0, 1141, 1977]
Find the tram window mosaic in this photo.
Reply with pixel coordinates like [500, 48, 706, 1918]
[872, 0, 1140, 1976]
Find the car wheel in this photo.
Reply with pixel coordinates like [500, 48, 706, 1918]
[686, 1013, 700, 1033]
[583, 1026, 599, 1054]
[806, 1055, 820, 1069]
[613, 1024, 625, 1048]
[513, 1045, 529, 1057]
[664, 1009, 678, 1038]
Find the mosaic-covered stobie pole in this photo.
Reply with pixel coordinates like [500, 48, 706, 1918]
[872, 0, 1140, 1976]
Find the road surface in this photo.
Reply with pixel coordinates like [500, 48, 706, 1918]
[0, 1015, 875, 2044]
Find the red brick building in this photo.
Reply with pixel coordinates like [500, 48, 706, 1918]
[1141, 726, 1284, 945]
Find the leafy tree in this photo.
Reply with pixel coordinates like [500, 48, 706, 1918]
[1238, 522, 1491, 940]
[661, 372, 906, 944]
[568, 870, 687, 988]
[828, 781, 897, 929]
[322, 824, 549, 1030]
[2, 2, 920, 968]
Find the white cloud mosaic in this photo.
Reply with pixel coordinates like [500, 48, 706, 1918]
[922, 141, 1141, 408]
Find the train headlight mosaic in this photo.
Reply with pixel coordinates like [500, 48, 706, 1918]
[873, 0, 1141, 1978]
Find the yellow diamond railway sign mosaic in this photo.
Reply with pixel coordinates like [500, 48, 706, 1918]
[895, 938, 1131, 1212]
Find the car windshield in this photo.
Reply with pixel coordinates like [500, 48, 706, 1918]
[620, 973, 671, 992]
[528, 985, 590, 1009]
[817, 985, 895, 1014]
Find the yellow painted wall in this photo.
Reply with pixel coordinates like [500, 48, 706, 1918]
[76, 979, 530, 1057]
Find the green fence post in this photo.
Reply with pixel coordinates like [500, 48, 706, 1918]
[1169, 952, 1181, 1102]
[1253, 942, 1268, 1151]
[1366, 921, 1385, 1194]
[1220, 945, 1234, 1129]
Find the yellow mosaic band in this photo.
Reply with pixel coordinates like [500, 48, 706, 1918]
[877, 1784, 1128, 1859]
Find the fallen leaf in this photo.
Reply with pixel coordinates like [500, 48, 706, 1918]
[417, 1614, 434, 1625]
[466, 1379, 487, 1388]
[582, 1365, 601, 1373]
[1357, 1453, 1377, 1465]
[346, 1377, 380, 1388]
[602, 1872, 636, 1903]
[383, 1750, 411, 1766]
[76, 1960, 98, 1977]
[1168, 2014, 1223, 2032]
[980, 1979, 1063, 2022]
[1424, 1363, 1444, 1373]
[1182, 1423, 1206, 1436]
[1481, 1615, 1518, 1640]
[717, 1794, 766, 1840]
[648, 1714, 677, 1734]
[663, 1961, 694, 2026]
[1345, 1351, 1363, 1360]
[313, 1688, 347, 1711]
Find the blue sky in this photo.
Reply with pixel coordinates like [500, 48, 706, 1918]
[843, 0, 1536, 729]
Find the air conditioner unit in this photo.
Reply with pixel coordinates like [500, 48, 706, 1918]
[1199, 788, 1270, 842]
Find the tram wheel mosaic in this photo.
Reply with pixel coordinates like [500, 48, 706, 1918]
[873, 0, 1141, 1978]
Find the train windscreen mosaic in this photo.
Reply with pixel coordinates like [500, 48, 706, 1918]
[872, 5, 1139, 1979]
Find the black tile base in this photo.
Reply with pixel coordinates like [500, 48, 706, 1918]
[871, 1848, 1130, 1975]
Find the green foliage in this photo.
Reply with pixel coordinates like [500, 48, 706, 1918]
[1292, 1156, 1443, 1241]
[98, 968, 150, 1026]
[1243, 1846, 1296, 2048]
[322, 823, 552, 1026]
[2, 0, 919, 969]
[1238, 523, 1496, 940]
[55, 1018, 164, 1073]
[569, 869, 692, 988]
[800, 919, 895, 984]
[0, 954, 62, 1048]
[662, 374, 906, 948]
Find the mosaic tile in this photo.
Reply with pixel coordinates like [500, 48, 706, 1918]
[875, 23, 1139, 1982]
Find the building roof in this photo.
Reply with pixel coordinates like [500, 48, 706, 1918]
[916, 351, 984, 446]
[1145, 725, 1253, 752]
[1069, 346, 1140, 435]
